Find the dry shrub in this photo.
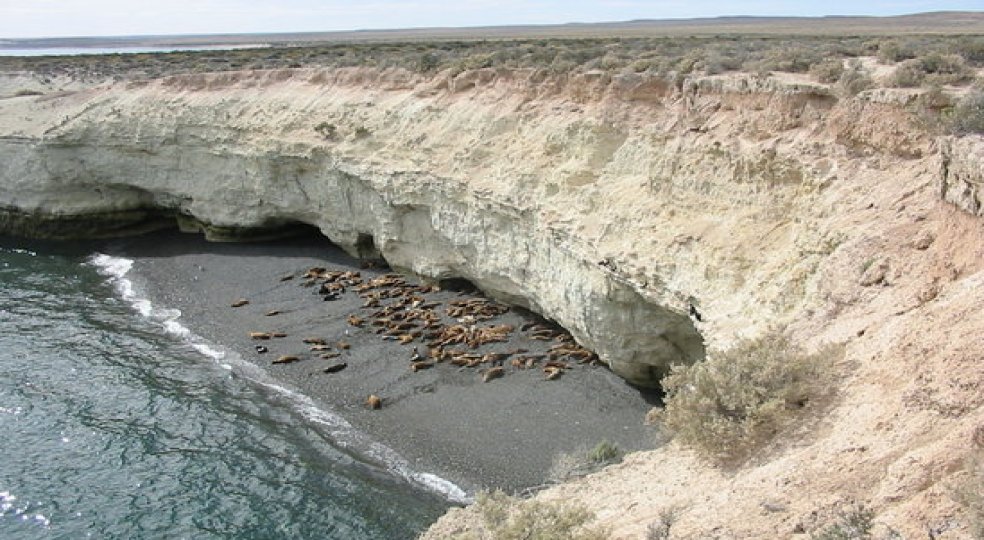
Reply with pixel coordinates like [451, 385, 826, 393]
[837, 61, 874, 97]
[810, 59, 845, 84]
[547, 440, 623, 483]
[811, 503, 875, 540]
[947, 91, 984, 135]
[659, 330, 836, 463]
[470, 491, 609, 540]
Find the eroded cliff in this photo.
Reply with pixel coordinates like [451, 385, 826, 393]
[2, 65, 984, 536]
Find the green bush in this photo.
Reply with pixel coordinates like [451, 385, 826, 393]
[811, 503, 875, 540]
[472, 491, 609, 540]
[660, 330, 835, 463]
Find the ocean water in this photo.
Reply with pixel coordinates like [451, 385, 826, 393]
[0, 239, 453, 539]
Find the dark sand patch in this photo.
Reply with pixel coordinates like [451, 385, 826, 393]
[106, 230, 659, 495]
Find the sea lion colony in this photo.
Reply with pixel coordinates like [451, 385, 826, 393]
[232, 265, 602, 409]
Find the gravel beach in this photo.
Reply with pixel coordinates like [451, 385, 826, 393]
[105, 230, 659, 496]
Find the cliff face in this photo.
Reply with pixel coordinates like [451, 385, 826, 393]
[1, 68, 978, 388]
[2, 66, 983, 535]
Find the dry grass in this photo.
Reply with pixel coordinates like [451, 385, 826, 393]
[658, 330, 838, 464]
[464, 490, 610, 540]
[547, 440, 623, 483]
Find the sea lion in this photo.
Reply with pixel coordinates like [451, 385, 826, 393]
[544, 366, 563, 380]
[410, 360, 434, 372]
[482, 366, 504, 382]
[272, 355, 301, 365]
[302, 337, 327, 345]
[230, 299, 249, 308]
[265, 310, 282, 317]
[323, 362, 347, 374]
[337, 340, 351, 350]
[398, 334, 415, 345]
[366, 394, 382, 410]
[271, 332, 288, 338]
[347, 315, 365, 327]
[280, 273, 294, 282]
[319, 352, 341, 359]
[309, 344, 332, 351]
[249, 332, 272, 340]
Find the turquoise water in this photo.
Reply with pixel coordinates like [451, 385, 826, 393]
[0, 240, 450, 539]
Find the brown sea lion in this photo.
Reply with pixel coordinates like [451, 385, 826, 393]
[366, 394, 382, 410]
[249, 332, 272, 340]
[272, 355, 301, 365]
[302, 337, 327, 345]
[347, 315, 365, 327]
[230, 299, 249, 308]
[410, 360, 434, 372]
[544, 366, 563, 380]
[482, 366, 504, 383]
[309, 345, 332, 351]
[271, 332, 288, 338]
[319, 352, 341, 359]
[336, 341, 351, 350]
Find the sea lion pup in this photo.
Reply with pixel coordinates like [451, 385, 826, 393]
[279, 273, 295, 282]
[410, 347, 424, 362]
[272, 355, 301, 365]
[366, 394, 382, 410]
[255, 345, 269, 354]
[230, 299, 249, 308]
[302, 337, 328, 345]
[322, 362, 347, 374]
[249, 332, 272, 340]
[265, 309, 282, 317]
[543, 366, 563, 380]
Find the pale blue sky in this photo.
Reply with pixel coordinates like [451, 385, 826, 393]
[1, 1, 981, 39]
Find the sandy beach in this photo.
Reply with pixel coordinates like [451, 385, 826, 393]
[102, 229, 660, 496]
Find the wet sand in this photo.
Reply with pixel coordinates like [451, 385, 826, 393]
[104, 229, 659, 495]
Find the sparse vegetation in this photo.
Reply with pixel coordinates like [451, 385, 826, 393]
[887, 53, 972, 88]
[811, 503, 875, 540]
[547, 440, 624, 483]
[469, 490, 610, 540]
[645, 506, 684, 540]
[314, 121, 337, 140]
[659, 330, 837, 463]
[946, 91, 984, 135]
[13, 89, 44, 96]
[1, 34, 980, 93]
[810, 59, 845, 84]
[837, 60, 874, 97]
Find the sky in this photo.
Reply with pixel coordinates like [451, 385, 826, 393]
[1, 0, 982, 39]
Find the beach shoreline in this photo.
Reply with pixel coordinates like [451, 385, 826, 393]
[99, 229, 660, 498]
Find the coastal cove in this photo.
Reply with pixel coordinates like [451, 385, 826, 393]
[2, 24, 984, 537]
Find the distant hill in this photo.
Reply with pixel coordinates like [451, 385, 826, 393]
[3, 11, 982, 50]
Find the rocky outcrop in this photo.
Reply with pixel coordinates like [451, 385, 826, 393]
[941, 135, 984, 217]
